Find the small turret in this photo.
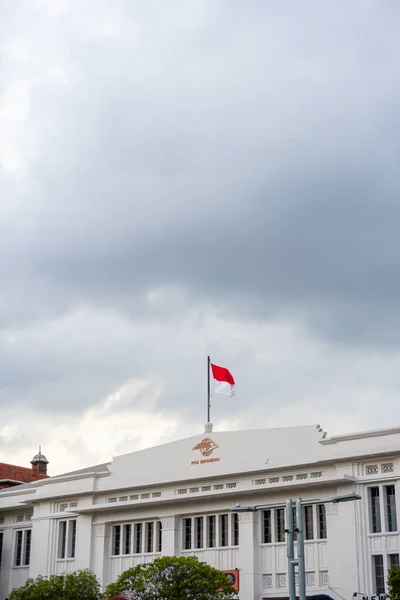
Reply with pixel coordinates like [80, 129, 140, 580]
[30, 446, 49, 475]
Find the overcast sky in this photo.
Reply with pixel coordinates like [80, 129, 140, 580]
[1, 0, 400, 475]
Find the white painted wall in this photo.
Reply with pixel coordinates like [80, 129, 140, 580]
[1, 424, 400, 600]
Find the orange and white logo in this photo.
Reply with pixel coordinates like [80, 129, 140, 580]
[192, 437, 219, 457]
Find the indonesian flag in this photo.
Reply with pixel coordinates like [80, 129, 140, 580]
[211, 363, 235, 397]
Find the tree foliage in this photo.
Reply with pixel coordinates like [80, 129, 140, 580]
[105, 555, 236, 600]
[388, 565, 400, 600]
[8, 569, 102, 600]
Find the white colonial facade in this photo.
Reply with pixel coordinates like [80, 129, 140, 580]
[0, 423, 400, 599]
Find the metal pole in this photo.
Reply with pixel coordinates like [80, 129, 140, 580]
[297, 498, 306, 600]
[207, 356, 211, 423]
[286, 499, 296, 600]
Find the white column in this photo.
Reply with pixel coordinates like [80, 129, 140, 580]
[75, 514, 92, 571]
[160, 516, 179, 556]
[29, 517, 51, 578]
[91, 523, 111, 590]
[0, 527, 14, 598]
[29, 502, 53, 578]
[325, 501, 360, 599]
[237, 511, 260, 600]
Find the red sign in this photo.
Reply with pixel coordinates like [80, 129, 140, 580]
[222, 569, 239, 591]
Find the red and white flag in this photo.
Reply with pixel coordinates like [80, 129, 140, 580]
[210, 363, 235, 397]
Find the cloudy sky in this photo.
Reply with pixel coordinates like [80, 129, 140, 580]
[1, 0, 400, 475]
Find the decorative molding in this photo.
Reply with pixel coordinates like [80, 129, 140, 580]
[92, 524, 106, 537]
[161, 516, 176, 530]
[324, 503, 338, 516]
[320, 425, 400, 445]
[238, 511, 257, 524]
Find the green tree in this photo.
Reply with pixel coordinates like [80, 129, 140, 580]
[9, 569, 101, 600]
[105, 555, 236, 600]
[388, 565, 400, 600]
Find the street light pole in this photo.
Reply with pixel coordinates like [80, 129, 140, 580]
[286, 499, 296, 600]
[297, 498, 306, 600]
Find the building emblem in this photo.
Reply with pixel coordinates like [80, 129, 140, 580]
[192, 438, 219, 457]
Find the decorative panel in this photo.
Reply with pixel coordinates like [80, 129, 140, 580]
[263, 574, 273, 589]
[261, 545, 274, 571]
[276, 544, 287, 570]
[306, 571, 316, 586]
[319, 570, 329, 587]
[276, 573, 287, 588]
[371, 537, 383, 552]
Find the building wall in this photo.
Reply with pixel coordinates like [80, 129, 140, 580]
[1, 431, 400, 600]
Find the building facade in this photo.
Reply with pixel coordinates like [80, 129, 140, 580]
[0, 423, 399, 600]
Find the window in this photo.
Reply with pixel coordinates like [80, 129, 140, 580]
[232, 513, 239, 546]
[146, 522, 154, 553]
[370, 487, 381, 533]
[318, 504, 327, 539]
[123, 524, 131, 555]
[263, 510, 272, 543]
[385, 485, 397, 532]
[275, 508, 285, 542]
[24, 530, 32, 565]
[304, 506, 314, 540]
[58, 520, 76, 559]
[15, 531, 23, 566]
[157, 521, 162, 553]
[373, 555, 385, 594]
[220, 514, 228, 547]
[69, 520, 76, 558]
[293, 505, 297, 541]
[389, 554, 399, 568]
[113, 521, 160, 556]
[183, 513, 237, 549]
[134, 523, 142, 554]
[207, 515, 216, 548]
[112, 525, 121, 556]
[14, 529, 31, 566]
[0, 531, 3, 568]
[183, 518, 192, 550]
[195, 517, 204, 549]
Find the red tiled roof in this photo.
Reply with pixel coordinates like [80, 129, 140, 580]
[0, 462, 48, 485]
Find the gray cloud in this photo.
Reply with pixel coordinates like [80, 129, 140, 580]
[1, 0, 400, 469]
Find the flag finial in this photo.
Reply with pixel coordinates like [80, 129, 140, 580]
[204, 422, 213, 433]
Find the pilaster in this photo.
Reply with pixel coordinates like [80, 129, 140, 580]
[29, 516, 51, 578]
[91, 523, 111, 590]
[0, 527, 14, 599]
[161, 516, 179, 556]
[237, 511, 260, 600]
[325, 500, 360, 599]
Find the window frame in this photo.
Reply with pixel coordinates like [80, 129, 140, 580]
[14, 528, 32, 567]
[304, 505, 314, 540]
[207, 515, 216, 548]
[373, 554, 385, 595]
[389, 553, 399, 568]
[183, 518, 192, 550]
[385, 484, 397, 533]
[275, 507, 285, 543]
[111, 520, 161, 556]
[57, 519, 77, 560]
[195, 516, 204, 549]
[317, 504, 327, 539]
[219, 514, 229, 547]
[181, 512, 238, 550]
[369, 486, 382, 534]
[262, 509, 272, 544]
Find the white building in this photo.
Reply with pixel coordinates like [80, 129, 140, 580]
[0, 423, 399, 600]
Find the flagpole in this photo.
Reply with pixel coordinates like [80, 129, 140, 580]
[207, 355, 211, 423]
